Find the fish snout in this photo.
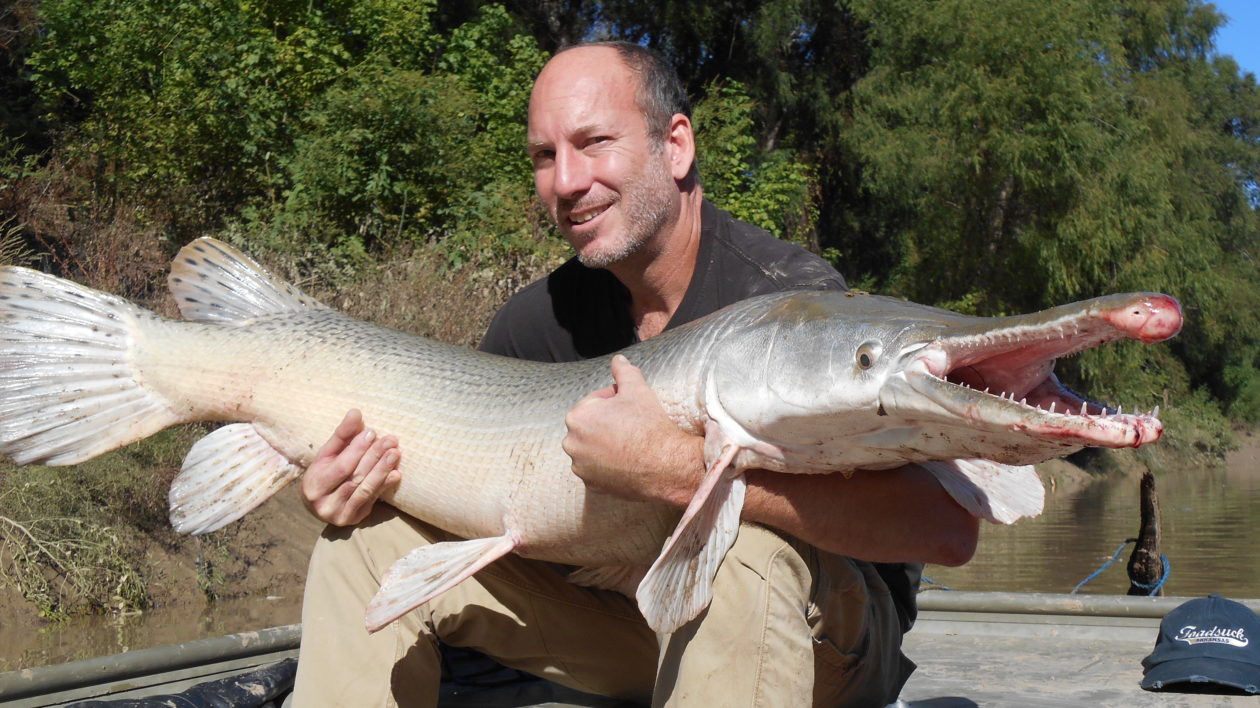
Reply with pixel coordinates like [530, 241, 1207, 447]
[1105, 294, 1182, 343]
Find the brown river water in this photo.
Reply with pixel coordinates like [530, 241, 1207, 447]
[3, 437, 1259, 673]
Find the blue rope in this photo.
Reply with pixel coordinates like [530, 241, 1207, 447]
[1071, 540, 1133, 594]
[1071, 539, 1170, 595]
[920, 576, 952, 591]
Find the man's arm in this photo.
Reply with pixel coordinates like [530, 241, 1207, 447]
[564, 356, 979, 566]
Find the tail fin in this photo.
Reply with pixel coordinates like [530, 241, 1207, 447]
[0, 267, 182, 465]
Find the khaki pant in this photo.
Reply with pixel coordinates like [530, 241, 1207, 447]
[292, 505, 913, 707]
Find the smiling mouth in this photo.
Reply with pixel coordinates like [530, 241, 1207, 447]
[566, 202, 612, 226]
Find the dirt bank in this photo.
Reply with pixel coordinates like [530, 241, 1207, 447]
[0, 485, 325, 671]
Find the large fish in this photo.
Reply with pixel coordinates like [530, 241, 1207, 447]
[0, 238, 1180, 633]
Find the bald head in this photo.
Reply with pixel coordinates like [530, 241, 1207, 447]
[545, 42, 691, 146]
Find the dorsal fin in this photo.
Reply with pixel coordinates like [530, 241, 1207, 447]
[167, 237, 329, 323]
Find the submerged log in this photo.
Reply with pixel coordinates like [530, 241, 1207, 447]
[1126, 471, 1163, 596]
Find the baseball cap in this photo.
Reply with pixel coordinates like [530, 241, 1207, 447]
[1140, 594, 1260, 694]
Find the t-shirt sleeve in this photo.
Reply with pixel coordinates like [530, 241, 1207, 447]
[477, 302, 519, 358]
[476, 281, 566, 362]
[773, 250, 848, 293]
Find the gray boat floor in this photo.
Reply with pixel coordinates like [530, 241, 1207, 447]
[897, 598, 1255, 707]
[437, 592, 1259, 708]
[6, 592, 1257, 706]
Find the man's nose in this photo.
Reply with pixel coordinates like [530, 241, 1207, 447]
[552, 146, 593, 200]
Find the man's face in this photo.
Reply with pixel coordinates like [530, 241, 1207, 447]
[527, 48, 678, 269]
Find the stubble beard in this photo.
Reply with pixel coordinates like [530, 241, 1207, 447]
[574, 155, 675, 270]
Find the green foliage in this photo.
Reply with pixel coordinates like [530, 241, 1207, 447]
[1224, 362, 1260, 424]
[112, 2, 551, 269]
[0, 215, 34, 267]
[279, 70, 483, 253]
[1153, 387, 1236, 458]
[694, 80, 819, 244]
[838, 0, 1259, 439]
[22, 0, 548, 259]
[209, 3, 548, 271]
[27, 0, 357, 208]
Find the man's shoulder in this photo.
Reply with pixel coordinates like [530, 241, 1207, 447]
[479, 258, 631, 362]
[700, 202, 846, 298]
[478, 262, 572, 360]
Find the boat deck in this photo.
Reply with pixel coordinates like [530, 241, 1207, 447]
[901, 591, 1258, 706]
[2, 592, 1256, 706]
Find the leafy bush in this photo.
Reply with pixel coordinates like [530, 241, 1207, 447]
[694, 80, 818, 245]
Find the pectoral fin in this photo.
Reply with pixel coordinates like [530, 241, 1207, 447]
[635, 439, 745, 634]
[918, 459, 1044, 524]
[365, 534, 519, 633]
[169, 423, 301, 535]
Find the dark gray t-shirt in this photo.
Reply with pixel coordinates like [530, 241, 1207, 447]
[478, 200, 920, 630]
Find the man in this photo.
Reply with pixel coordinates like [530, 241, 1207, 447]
[293, 42, 978, 706]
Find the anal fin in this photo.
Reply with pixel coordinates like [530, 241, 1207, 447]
[169, 423, 301, 535]
[365, 534, 519, 633]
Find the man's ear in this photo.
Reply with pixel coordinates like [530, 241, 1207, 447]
[664, 113, 696, 182]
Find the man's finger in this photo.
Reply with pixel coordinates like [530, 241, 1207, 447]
[580, 383, 618, 402]
[343, 448, 401, 523]
[314, 409, 365, 461]
[349, 435, 398, 485]
[609, 354, 648, 392]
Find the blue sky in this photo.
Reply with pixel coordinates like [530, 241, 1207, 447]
[1210, 0, 1259, 77]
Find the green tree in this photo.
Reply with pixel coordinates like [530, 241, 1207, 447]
[24, 1, 551, 265]
[841, 0, 1259, 442]
[248, 3, 548, 265]
[27, 0, 360, 209]
[693, 80, 818, 244]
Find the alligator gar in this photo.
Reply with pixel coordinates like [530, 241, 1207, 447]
[0, 238, 1181, 633]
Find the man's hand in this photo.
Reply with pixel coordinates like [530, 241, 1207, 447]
[301, 409, 402, 526]
[563, 355, 704, 505]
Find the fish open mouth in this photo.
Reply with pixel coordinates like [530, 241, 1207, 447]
[897, 293, 1182, 449]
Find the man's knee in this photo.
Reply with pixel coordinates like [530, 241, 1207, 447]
[720, 523, 813, 595]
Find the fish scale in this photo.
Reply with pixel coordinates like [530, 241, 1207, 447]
[127, 303, 682, 562]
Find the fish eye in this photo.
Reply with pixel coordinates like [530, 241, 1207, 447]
[856, 342, 880, 370]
